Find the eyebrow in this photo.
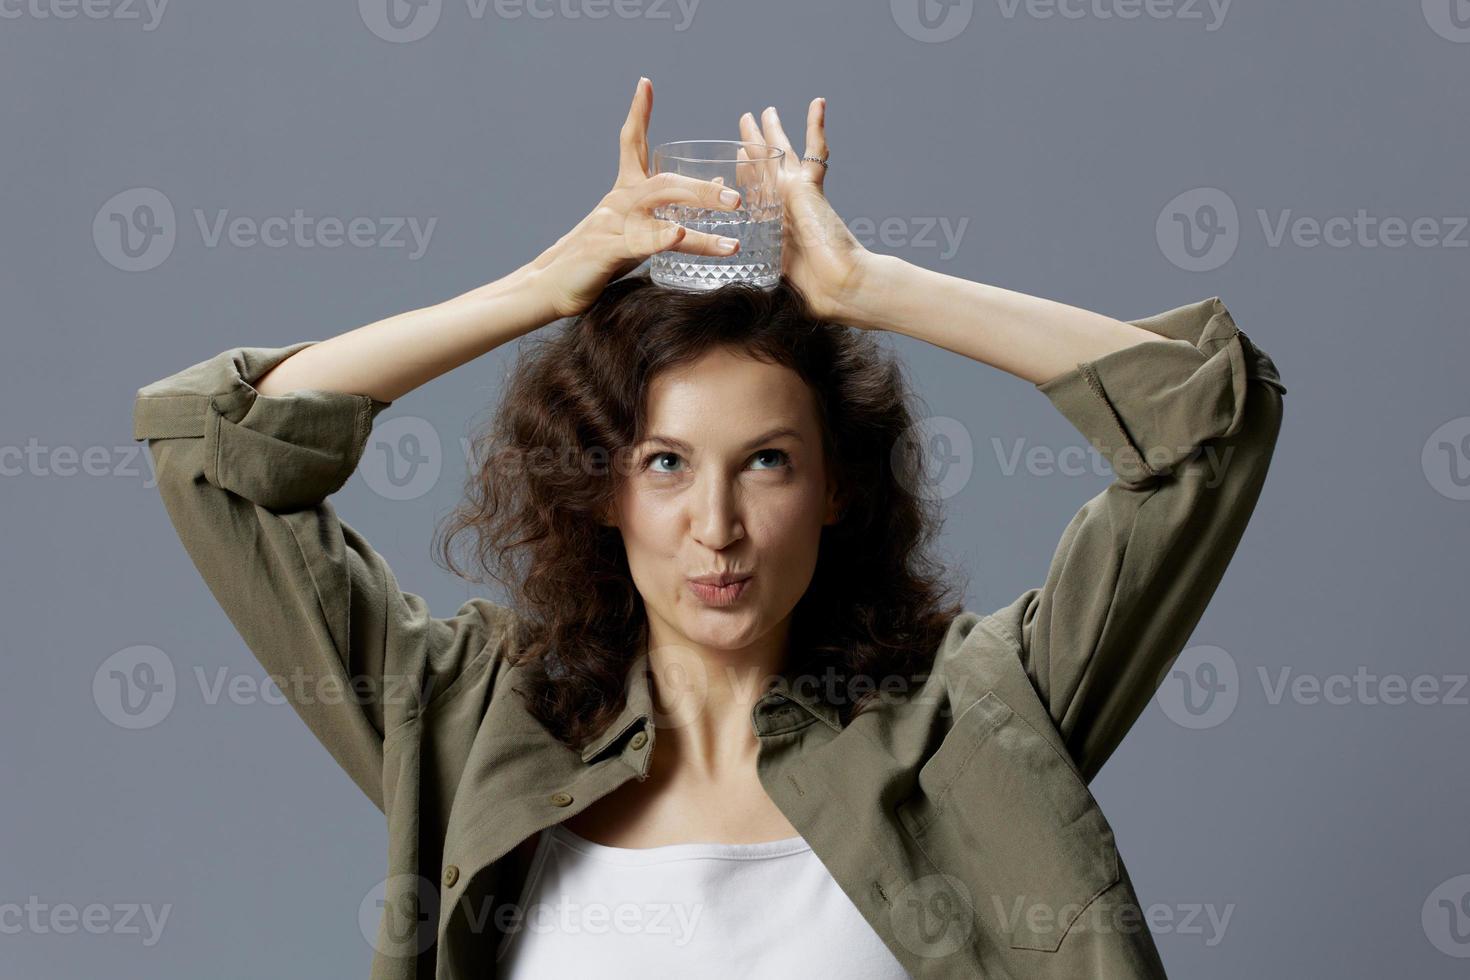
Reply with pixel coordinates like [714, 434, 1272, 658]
[641, 425, 805, 454]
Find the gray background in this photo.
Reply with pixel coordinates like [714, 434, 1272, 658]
[3, 0, 1467, 976]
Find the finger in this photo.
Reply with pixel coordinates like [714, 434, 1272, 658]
[739, 111, 783, 192]
[631, 171, 742, 214]
[803, 97, 828, 189]
[732, 145, 755, 193]
[618, 172, 740, 256]
[738, 110, 763, 147]
[759, 105, 799, 173]
[663, 225, 741, 258]
[616, 77, 652, 184]
[630, 220, 685, 259]
[625, 217, 739, 260]
[737, 111, 763, 186]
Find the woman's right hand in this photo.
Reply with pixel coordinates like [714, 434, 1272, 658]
[528, 76, 746, 320]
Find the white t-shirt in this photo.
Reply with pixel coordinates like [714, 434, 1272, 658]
[496, 823, 912, 978]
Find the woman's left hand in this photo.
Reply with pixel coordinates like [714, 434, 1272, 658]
[738, 100, 874, 323]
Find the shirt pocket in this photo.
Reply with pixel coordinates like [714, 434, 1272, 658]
[896, 690, 1121, 952]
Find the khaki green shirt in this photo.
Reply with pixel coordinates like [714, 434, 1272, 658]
[132, 295, 1285, 979]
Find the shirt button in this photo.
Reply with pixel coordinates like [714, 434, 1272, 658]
[442, 865, 460, 887]
[629, 731, 648, 750]
[549, 791, 573, 807]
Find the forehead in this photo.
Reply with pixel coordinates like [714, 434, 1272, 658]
[643, 347, 817, 436]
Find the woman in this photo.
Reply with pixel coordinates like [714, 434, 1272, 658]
[133, 78, 1285, 978]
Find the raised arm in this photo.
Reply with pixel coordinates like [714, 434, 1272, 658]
[830, 254, 1166, 384]
[842, 257, 1287, 782]
[132, 76, 743, 808]
[131, 270, 556, 810]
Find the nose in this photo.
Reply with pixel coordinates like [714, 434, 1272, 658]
[690, 473, 745, 550]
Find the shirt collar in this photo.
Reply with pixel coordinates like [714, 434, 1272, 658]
[577, 650, 844, 764]
[763, 669, 844, 733]
[578, 648, 657, 763]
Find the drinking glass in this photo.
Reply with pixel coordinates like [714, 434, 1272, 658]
[649, 140, 784, 291]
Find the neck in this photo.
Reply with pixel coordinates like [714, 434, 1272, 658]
[641, 616, 793, 774]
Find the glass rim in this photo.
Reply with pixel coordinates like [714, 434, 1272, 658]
[652, 139, 785, 163]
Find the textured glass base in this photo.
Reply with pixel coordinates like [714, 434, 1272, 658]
[649, 206, 782, 292]
[652, 262, 780, 291]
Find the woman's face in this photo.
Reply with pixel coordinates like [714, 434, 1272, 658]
[607, 346, 840, 660]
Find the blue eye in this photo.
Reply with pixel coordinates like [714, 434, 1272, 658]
[641, 449, 790, 474]
[645, 451, 683, 474]
[750, 449, 791, 470]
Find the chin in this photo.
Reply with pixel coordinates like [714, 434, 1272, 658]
[677, 612, 765, 651]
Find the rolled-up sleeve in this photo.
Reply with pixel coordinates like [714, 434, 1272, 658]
[984, 297, 1286, 783]
[133, 343, 516, 811]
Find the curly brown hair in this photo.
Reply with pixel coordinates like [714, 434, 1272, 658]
[433, 271, 967, 752]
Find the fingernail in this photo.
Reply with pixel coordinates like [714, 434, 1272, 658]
[718, 238, 739, 252]
[719, 189, 741, 206]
